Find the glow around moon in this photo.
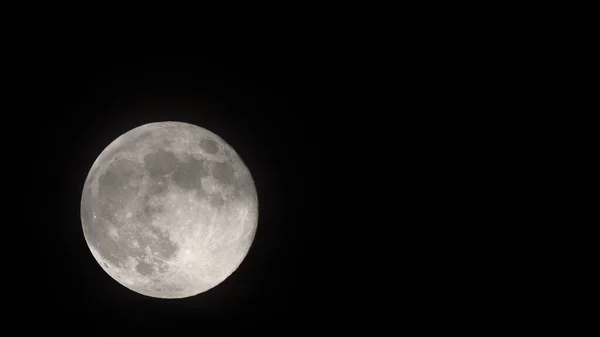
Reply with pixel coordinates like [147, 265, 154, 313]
[80, 122, 258, 299]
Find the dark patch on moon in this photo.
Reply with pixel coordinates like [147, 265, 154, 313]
[97, 202, 122, 227]
[97, 236, 131, 267]
[103, 262, 109, 268]
[81, 199, 130, 269]
[134, 227, 154, 249]
[144, 150, 180, 177]
[209, 194, 225, 207]
[98, 159, 144, 203]
[142, 202, 164, 219]
[80, 189, 94, 226]
[136, 130, 155, 143]
[160, 137, 174, 148]
[136, 178, 169, 222]
[199, 138, 218, 154]
[146, 177, 169, 195]
[135, 261, 154, 276]
[148, 227, 179, 259]
[211, 161, 235, 185]
[172, 156, 208, 192]
[157, 260, 170, 273]
[115, 131, 156, 155]
[126, 225, 178, 261]
[84, 213, 179, 271]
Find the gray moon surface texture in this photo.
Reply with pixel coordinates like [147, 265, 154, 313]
[80, 122, 258, 299]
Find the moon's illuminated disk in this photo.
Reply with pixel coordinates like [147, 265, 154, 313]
[80, 122, 258, 299]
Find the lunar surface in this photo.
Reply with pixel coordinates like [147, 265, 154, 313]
[80, 122, 258, 299]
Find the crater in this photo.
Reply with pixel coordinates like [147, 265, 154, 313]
[199, 138, 219, 154]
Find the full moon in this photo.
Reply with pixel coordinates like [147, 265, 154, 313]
[80, 121, 258, 299]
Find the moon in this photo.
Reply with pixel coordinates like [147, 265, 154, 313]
[80, 121, 258, 299]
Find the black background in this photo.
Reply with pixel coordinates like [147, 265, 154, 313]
[14, 38, 329, 329]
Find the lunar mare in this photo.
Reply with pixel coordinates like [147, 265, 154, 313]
[80, 122, 258, 298]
